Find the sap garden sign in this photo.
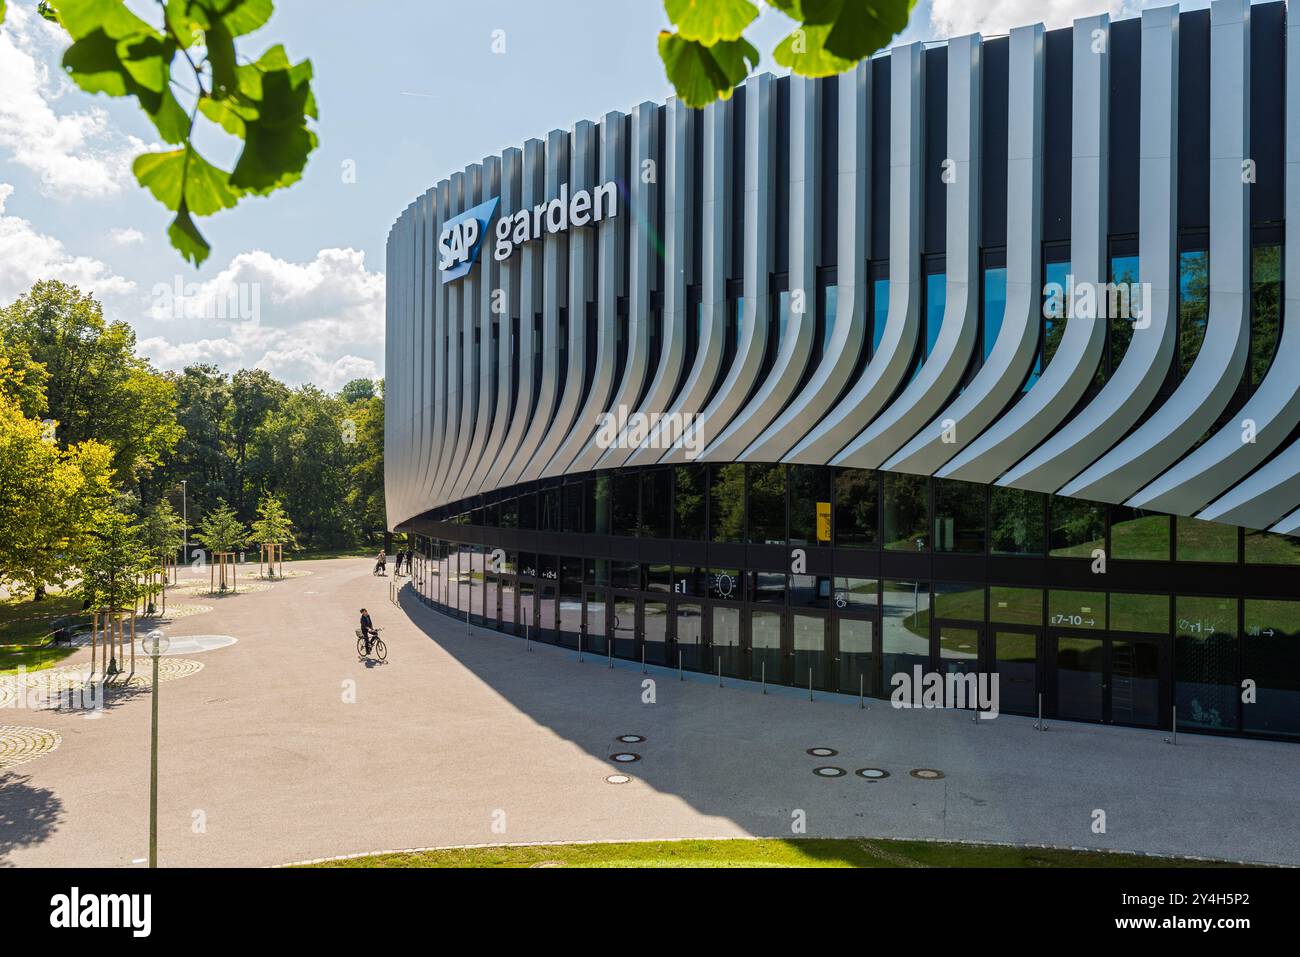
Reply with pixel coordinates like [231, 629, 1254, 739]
[438, 181, 619, 284]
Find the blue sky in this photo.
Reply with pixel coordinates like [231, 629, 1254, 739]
[0, 0, 1181, 390]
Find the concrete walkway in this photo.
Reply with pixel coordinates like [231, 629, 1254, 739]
[1, 558, 1295, 867]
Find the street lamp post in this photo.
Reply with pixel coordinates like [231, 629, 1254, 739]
[145, 629, 168, 867]
[181, 480, 188, 572]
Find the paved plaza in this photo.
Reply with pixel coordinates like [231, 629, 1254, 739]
[1, 558, 1296, 868]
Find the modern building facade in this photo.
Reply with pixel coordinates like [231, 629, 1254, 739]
[385, 0, 1300, 740]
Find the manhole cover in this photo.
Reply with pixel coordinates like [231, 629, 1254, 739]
[610, 752, 641, 763]
[605, 774, 633, 785]
[0, 726, 62, 770]
[616, 734, 645, 744]
[813, 766, 846, 778]
[910, 768, 944, 780]
[806, 747, 838, 757]
[856, 768, 890, 780]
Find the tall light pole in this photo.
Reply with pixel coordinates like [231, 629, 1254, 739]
[181, 480, 188, 572]
[145, 630, 169, 867]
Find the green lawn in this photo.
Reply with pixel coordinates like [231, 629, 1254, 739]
[0, 593, 86, 675]
[305, 838, 1239, 869]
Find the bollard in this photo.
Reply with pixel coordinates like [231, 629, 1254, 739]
[578, 633, 583, 663]
[641, 647, 646, 674]
[525, 620, 530, 652]
[761, 660, 766, 695]
[608, 640, 613, 669]
[717, 656, 722, 688]
[1171, 705, 1177, 745]
[859, 673, 865, 710]
[678, 647, 683, 681]
[809, 667, 813, 702]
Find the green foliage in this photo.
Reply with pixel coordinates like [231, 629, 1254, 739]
[192, 499, 247, 554]
[0, 281, 181, 483]
[41, 0, 316, 265]
[249, 492, 296, 546]
[139, 498, 186, 562]
[659, 0, 917, 107]
[338, 377, 376, 404]
[78, 496, 152, 611]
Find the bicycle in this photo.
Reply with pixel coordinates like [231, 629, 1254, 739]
[356, 626, 388, 661]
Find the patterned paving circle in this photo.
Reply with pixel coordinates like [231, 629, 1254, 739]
[856, 768, 890, 780]
[0, 659, 205, 709]
[171, 581, 274, 597]
[132, 634, 236, 656]
[142, 603, 214, 621]
[806, 747, 838, 757]
[813, 766, 847, 778]
[910, 768, 945, 780]
[0, 726, 62, 770]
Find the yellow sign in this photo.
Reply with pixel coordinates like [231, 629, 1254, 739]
[816, 502, 832, 542]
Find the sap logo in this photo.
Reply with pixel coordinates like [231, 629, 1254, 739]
[438, 197, 499, 284]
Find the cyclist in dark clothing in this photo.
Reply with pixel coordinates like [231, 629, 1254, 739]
[359, 608, 377, 653]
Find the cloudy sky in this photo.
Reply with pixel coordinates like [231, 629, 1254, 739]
[0, 0, 1176, 392]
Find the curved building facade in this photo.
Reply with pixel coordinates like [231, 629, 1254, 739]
[386, 0, 1300, 740]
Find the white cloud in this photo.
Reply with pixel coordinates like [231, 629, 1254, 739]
[136, 246, 386, 391]
[0, 5, 151, 198]
[929, 0, 1141, 37]
[109, 227, 145, 246]
[0, 182, 136, 303]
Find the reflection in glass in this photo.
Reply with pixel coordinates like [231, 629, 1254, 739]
[1049, 497, 1105, 558]
[838, 618, 875, 697]
[933, 479, 985, 553]
[883, 472, 929, 551]
[1055, 637, 1104, 721]
[1243, 598, 1300, 737]
[989, 487, 1045, 555]
[833, 577, 878, 609]
[1110, 638, 1160, 727]
[1108, 254, 1140, 373]
[750, 610, 783, 684]
[673, 464, 707, 540]
[584, 590, 607, 654]
[1245, 529, 1300, 566]
[1048, 590, 1105, 630]
[871, 278, 888, 355]
[1176, 595, 1237, 732]
[1176, 516, 1238, 563]
[993, 630, 1037, 714]
[792, 614, 827, 690]
[612, 597, 638, 659]
[883, 579, 930, 680]
[1251, 244, 1282, 386]
[709, 464, 745, 543]
[1109, 593, 1168, 634]
[1111, 507, 1170, 561]
[747, 464, 786, 544]
[983, 266, 1007, 360]
[1178, 249, 1209, 380]
[834, 468, 878, 548]
[789, 464, 831, 546]
[643, 599, 668, 665]
[712, 606, 743, 677]
[988, 586, 1042, 626]
[675, 603, 703, 672]
[640, 468, 671, 538]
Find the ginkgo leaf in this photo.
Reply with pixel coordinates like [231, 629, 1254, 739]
[664, 0, 758, 45]
[659, 31, 759, 108]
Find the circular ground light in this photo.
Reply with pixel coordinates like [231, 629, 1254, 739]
[610, 752, 641, 763]
[855, 768, 890, 780]
[910, 768, 945, 780]
[605, 774, 633, 785]
[806, 747, 838, 757]
[616, 734, 645, 744]
[813, 766, 846, 778]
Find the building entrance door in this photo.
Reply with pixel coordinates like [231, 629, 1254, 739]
[1049, 632, 1166, 726]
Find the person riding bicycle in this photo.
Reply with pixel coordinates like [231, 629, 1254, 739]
[359, 608, 378, 653]
[373, 550, 386, 576]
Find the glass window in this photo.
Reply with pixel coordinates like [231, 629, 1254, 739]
[561, 482, 584, 533]
[673, 464, 707, 541]
[611, 472, 639, 536]
[1176, 516, 1238, 563]
[585, 475, 611, 535]
[675, 602, 704, 671]
[790, 575, 831, 608]
[883, 472, 929, 551]
[1177, 249, 1209, 380]
[1244, 529, 1300, 565]
[821, 284, 838, 356]
[500, 497, 519, 529]
[1048, 590, 1105, 630]
[1048, 497, 1105, 558]
[645, 563, 672, 594]
[709, 464, 745, 543]
[833, 577, 878, 609]
[1109, 254, 1140, 371]
[712, 606, 743, 678]
[1176, 595, 1238, 732]
[610, 561, 640, 590]
[1110, 506, 1170, 561]
[983, 266, 1007, 360]
[584, 589, 607, 652]
[883, 578, 930, 679]
[640, 468, 671, 538]
[671, 566, 708, 598]
[747, 464, 786, 544]
[989, 487, 1045, 555]
[871, 277, 888, 355]
[933, 582, 984, 621]
[1243, 598, 1300, 737]
[834, 468, 878, 548]
[789, 464, 832, 546]
[933, 479, 985, 553]
[539, 487, 560, 532]
[518, 491, 537, 530]
[1250, 244, 1282, 386]
[1110, 593, 1169, 634]
[708, 568, 742, 602]
[749, 571, 786, 604]
[924, 271, 945, 358]
[1035, 259, 1071, 388]
[989, 586, 1042, 626]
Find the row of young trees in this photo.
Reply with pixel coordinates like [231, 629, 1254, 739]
[0, 280, 386, 604]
